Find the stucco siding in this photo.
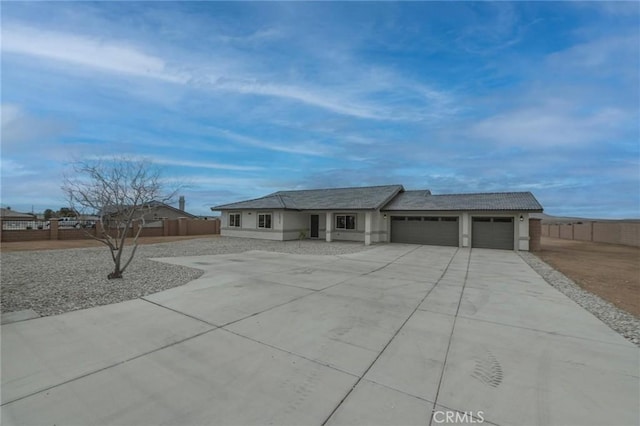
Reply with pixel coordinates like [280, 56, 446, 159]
[222, 228, 284, 240]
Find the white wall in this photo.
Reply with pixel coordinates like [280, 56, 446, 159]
[331, 211, 365, 242]
[220, 210, 285, 240]
[517, 212, 530, 250]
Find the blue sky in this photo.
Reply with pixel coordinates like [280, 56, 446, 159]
[1, 1, 638, 218]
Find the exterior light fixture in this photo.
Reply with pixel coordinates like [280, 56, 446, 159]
[519, 215, 524, 222]
[383, 214, 387, 219]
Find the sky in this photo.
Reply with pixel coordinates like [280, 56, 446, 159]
[1, 1, 638, 218]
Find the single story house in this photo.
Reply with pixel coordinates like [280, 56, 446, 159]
[0, 208, 36, 221]
[211, 185, 543, 250]
[101, 200, 197, 223]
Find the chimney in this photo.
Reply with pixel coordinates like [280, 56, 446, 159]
[179, 196, 185, 211]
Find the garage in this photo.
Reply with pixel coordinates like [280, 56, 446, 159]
[472, 217, 514, 250]
[391, 216, 459, 246]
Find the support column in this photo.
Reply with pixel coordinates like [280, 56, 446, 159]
[178, 217, 187, 236]
[50, 218, 59, 240]
[518, 213, 530, 251]
[364, 211, 372, 246]
[325, 212, 333, 242]
[461, 212, 469, 247]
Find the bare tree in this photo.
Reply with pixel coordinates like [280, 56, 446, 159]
[62, 157, 180, 279]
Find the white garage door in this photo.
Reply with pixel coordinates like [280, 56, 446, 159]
[472, 217, 514, 250]
[391, 216, 459, 246]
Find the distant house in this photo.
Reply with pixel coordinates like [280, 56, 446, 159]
[211, 185, 543, 250]
[0, 208, 36, 221]
[101, 200, 197, 225]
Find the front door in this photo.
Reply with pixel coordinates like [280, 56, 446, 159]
[310, 214, 319, 238]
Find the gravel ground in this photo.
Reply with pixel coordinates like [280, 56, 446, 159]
[520, 252, 640, 347]
[1, 237, 372, 317]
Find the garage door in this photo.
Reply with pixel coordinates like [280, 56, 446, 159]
[391, 216, 459, 246]
[472, 217, 514, 250]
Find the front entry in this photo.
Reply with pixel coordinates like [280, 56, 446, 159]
[310, 214, 319, 238]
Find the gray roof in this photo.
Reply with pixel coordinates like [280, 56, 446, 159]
[0, 208, 36, 219]
[382, 191, 543, 212]
[212, 185, 404, 211]
[101, 200, 197, 218]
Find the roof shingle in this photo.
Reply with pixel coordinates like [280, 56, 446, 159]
[212, 185, 404, 210]
[382, 191, 543, 212]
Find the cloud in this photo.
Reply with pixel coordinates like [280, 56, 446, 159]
[148, 157, 263, 172]
[84, 154, 262, 172]
[203, 126, 332, 157]
[0, 104, 69, 150]
[546, 34, 639, 75]
[0, 158, 37, 177]
[2, 22, 457, 123]
[468, 104, 632, 147]
[2, 23, 186, 83]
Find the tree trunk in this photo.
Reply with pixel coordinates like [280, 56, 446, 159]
[108, 270, 123, 279]
[108, 256, 123, 279]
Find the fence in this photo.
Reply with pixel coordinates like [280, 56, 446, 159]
[0, 218, 220, 243]
[541, 221, 640, 248]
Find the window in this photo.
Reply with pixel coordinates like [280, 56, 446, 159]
[494, 217, 513, 223]
[336, 214, 356, 230]
[408, 217, 422, 221]
[229, 213, 241, 227]
[258, 213, 272, 229]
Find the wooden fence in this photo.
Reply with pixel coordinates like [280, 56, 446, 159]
[0, 218, 220, 243]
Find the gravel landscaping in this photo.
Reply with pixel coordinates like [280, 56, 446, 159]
[520, 252, 640, 347]
[1, 237, 372, 317]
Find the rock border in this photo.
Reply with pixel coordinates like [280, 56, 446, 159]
[519, 251, 640, 347]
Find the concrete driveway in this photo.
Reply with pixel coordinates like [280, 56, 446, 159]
[2, 245, 638, 425]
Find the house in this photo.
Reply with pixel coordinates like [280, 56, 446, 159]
[0, 208, 36, 221]
[211, 185, 543, 250]
[101, 200, 197, 224]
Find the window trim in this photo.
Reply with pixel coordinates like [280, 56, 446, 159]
[229, 212, 241, 228]
[257, 212, 272, 229]
[335, 214, 356, 230]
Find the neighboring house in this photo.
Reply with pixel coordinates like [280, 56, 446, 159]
[101, 200, 197, 225]
[0, 208, 38, 230]
[0, 208, 36, 221]
[211, 184, 544, 250]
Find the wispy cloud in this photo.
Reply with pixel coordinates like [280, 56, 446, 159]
[149, 157, 263, 172]
[2, 24, 186, 83]
[85, 154, 262, 172]
[0, 103, 68, 150]
[204, 126, 332, 157]
[468, 104, 632, 147]
[2, 22, 457, 123]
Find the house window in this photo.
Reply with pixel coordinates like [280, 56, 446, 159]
[229, 213, 241, 227]
[258, 213, 272, 229]
[336, 214, 356, 230]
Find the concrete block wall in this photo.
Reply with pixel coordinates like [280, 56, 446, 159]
[0, 218, 220, 243]
[541, 221, 640, 247]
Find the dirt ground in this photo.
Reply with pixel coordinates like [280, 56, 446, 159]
[0, 235, 218, 252]
[535, 237, 640, 318]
